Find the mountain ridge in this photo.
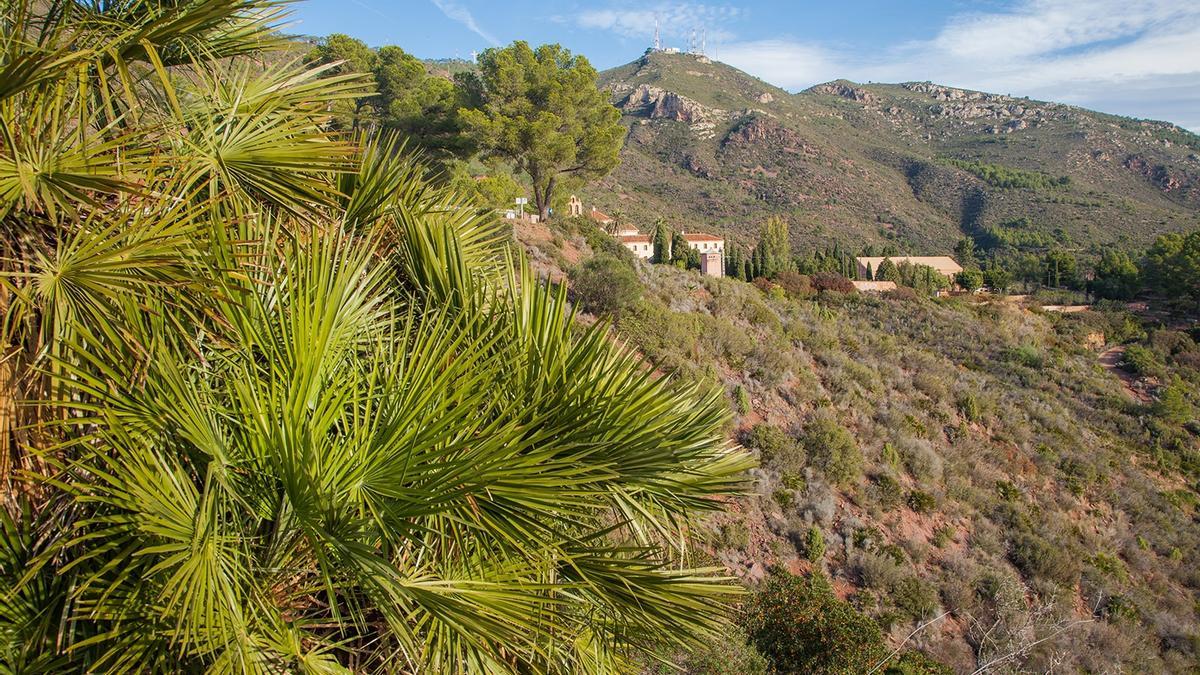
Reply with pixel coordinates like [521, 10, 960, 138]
[585, 51, 1200, 257]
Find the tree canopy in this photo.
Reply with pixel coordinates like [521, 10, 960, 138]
[462, 41, 625, 220]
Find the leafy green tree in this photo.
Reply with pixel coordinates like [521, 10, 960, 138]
[462, 42, 624, 220]
[306, 33, 379, 129]
[569, 254, 643, 316]
[1144, 231, 1200, 310]
[1043, 248, 1079, 288]
[307, 37, 474, 158]
[752, 217, 791, 278]
[0, 4, 751, 671]
[983, 265, 1013, 294]
[1090, 249, 1140, 300]
[956, 267, 984, 293]
[744, 573, 886, 674]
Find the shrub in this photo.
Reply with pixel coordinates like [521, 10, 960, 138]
[895, 436, 942, 482]
[772, 489, 794, 509]
[744, 573, 887, 675]
[717, 521, 751, 551]
[931, 524, 954, 548]
[568, 254, 642, 316]
[735, 385, 752, 415]
[906, 490, 937, 513]
[811, 272, 856, 294]
[775, 270, 815, 299]
[892, 576, 939, 620]
[803, 414, 863, 485]
[1009, 532, 1079, 586]
[868, 472, 904, 511]
[956, 390, 984, 422]
[884, 650, 954, 675]
[1122, 344, 1163, 377]
[752, 277, 777, 295]
[745, 424, 804, 472]
[1006, 343, 1045, 369]
[1155, 378, 1194, 423]
[804, 526, 827, 562]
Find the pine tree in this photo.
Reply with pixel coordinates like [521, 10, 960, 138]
[876, 257, 901, 282]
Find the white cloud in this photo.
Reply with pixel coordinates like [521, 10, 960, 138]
[718, 40, 841, 87]
[429, 0, 500, 46]
[576, 3, 740, 44]
[714, 0, 1200, 130]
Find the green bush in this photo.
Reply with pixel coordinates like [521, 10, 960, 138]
[906, 490, 937, 513]
[868, 472, 904, 511]
[892, 576, 939, 621]
[1122, 344, 1163, 377]
[745, 424, 804, 472]
[568, 254, 642, 316]
[735, 385, 752, 415]
[803, 414, 863, 485]
[1009, 532, 1079, 586]
[804, 526, 827, 562]
[744, 573, 886, 675]
[884, 650, 954, 675]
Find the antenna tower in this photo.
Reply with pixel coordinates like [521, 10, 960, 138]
[701, 29, 707, 56]
[689, 28, 696, 54]
[653, 17, 661, 51]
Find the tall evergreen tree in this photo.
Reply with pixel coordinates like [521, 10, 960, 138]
[653, 219, 671, 263]
[876, 257, 901, 282]
[671, 231, 691, 266]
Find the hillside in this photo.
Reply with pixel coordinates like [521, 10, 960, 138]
[519, 215, 1200, 673]
[587, 52, 1200, 256]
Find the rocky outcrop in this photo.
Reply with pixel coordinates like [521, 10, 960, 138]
[722, 115, 816, 156]
[621, 84, 723, 125]
[1124, 155, 1183, 191]
[808, 82, 876, 104]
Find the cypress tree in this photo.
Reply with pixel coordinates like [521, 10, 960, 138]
[652, 221, 671, 263]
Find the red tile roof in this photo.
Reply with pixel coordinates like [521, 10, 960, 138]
[683, 233, 723, 242]
[620, 235, 651, 244]
[589, 209, 614, 223]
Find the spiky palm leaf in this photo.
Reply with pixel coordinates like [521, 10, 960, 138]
[1, 1, 754, 672]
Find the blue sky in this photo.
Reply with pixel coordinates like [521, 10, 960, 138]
[291, 0, 1200, 131]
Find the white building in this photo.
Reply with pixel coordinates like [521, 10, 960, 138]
[620, 233, 654, 260]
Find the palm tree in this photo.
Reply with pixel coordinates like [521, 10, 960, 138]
[0, 2, 752, 672]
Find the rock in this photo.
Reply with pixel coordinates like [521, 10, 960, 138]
[621, 84, 724, 125]
[756, 92, 774, 104]
[1128, 153, 1185, 190]
[808, 82, 876, 104]
[723, 115, 815, 155]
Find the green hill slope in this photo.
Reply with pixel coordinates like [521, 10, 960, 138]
[519, 215, 1200, 673]
[586, 52, 1200, 256]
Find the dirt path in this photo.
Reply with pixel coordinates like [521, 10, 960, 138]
[1098, 346, 1152, 403]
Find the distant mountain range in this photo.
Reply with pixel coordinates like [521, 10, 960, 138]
[583, 52, 1200, 255]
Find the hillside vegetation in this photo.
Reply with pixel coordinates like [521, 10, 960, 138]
[588, 53, 1200, 258]
[522, 216, 1200, 672]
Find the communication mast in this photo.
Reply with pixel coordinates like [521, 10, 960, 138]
[653, 17, 661, 52]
